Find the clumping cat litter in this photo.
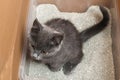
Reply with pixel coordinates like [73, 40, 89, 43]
[22, 4, 115, 80]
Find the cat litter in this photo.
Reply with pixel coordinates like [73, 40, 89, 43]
[20, 4, 115, 80]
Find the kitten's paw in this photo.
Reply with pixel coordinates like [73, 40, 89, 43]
[46, 64, 61, 72]
[63, 62, 73, 75]
[63, 68, 72, 75]
[49, 66, 61, 72]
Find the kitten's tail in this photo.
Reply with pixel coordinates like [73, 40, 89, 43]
[79, 6, 110, 42]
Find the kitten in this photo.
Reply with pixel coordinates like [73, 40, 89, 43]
[28, 6, 109, 75]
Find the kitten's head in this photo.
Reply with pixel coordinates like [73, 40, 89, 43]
[28, 19, 64, 61]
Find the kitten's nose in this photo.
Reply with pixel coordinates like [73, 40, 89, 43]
[32, 52, 41, 60]
[32, 50, 40, 58]
[33, 53, 39, 58]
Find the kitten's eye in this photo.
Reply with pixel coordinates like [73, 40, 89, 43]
[31, 45, 35, 49]
[41, 50, 46, 54]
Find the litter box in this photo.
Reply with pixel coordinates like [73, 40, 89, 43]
[9, 0, 120, 80]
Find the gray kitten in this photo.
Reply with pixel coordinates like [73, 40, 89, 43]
[28, 6, 109, 74]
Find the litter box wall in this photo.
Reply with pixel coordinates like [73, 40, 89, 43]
[112, 0, 120, 80]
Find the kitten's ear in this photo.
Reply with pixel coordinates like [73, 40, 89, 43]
[32, 18, 43, 32]
[52, 33, 64, 45]
[30, 19, 42, 39]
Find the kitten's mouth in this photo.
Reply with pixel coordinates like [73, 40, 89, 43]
[32, 52, 49, 60]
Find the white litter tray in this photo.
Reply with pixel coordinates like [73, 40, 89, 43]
[19, 0, 115, 80]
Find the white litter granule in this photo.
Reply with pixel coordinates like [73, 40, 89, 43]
[25, 4, 115, 80]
